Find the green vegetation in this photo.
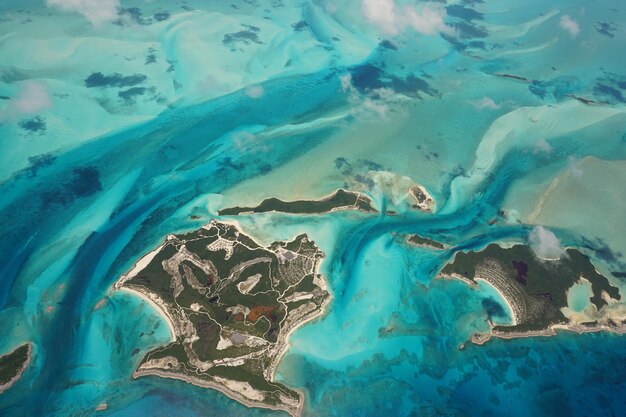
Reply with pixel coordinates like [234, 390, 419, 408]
[0, 343, 30, 392]
[218, 189, 378, 216]
[441, 244, 621, 333]
[122, 221, 328, 413]
[406, 234, 445, 249]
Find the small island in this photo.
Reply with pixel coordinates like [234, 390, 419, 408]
[439, 244, 624, 344]
[218, 189, 378, 216]
[0, 343, 32, 394]
[408, 186, 435, 212]
[405, 234, 446, 250]
[114, 221, 330, 416]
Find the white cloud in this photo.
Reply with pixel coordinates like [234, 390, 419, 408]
[469, 97, 500, 110]
[559, 15, 580, 38]
[361, 0, 451, 36]
[0, 81, 52, 122]
[339, 74, 400, 119]
[46, 0, 120, 26]
[529, 226, 565, 260]
[568, 156, 583, 178]
[245, 85, 264, 99]
[533, 138, 552, 153]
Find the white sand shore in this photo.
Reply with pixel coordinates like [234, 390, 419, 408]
[471, 322, 626, 346]
[475, 277, 518, 326]
[117, 287, 176, 343]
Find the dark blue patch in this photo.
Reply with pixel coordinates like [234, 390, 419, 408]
[0, 95, 9, 100]
[145, 54, 156, 64]
[67, 167, 102, 198]
[223, 25, 262, 48]
[85, 72, 147, 88]
[482, 297, 506, 318]
[18, 116, 46, 133]
[594, 83, 625, 103]
[595, 21, 617, 38]
[357, 159, 383, 171]
[292, 20, 308, 31]
[348, 65, 385, 91]
[454, 21, 489, 38]
[115, 7, 150, 25]
[528, 76, 582, 102]
[347, 64, 438, 98]
[379, 40, 398, 50]
[118, 87, 148, 103]
[391, 74, 438, 98]
[446, 4, 484, 21]
[25, 153, 56, 177]
[153, 12, 170, 22]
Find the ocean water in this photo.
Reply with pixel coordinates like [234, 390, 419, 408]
[1, 1, 625, 416]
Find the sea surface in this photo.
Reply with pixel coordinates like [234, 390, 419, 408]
[1, 1, 625, 416]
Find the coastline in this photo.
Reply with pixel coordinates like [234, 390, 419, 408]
[115, 287, 176, 343]
[474, 277, 518, 326]
[219, 188, 379, 217]
[132, 367, 301, 417]
[470, 322, 626, 346]
[0, 343, 33, 395]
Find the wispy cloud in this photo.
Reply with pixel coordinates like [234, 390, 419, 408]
[0, 81, 51, 122]
[361, 0, 451, 36]
[533, 138, 552, 154]
[339, 73, 401, 118]
[559, 15, 580, 38]
[469, 96, 500, 110]
[529, 226, 564, 260]
[245, 85, 264, 99]
[568, 156, 583, 178]
[46, 0, 120, 26]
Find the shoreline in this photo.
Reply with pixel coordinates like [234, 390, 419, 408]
[219, 188, 379, 217]
[132, 368, 300, 417]
[0, 343, 33, 395]
[115, 287, 176, 343]
[474, 277, 518, 326]
[470, 322, 626, 346]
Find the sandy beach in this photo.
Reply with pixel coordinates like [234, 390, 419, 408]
[475, 277, 518, 325]
[116, 287, 176, 343]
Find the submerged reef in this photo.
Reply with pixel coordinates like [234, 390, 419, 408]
[114, 221, 329, 416]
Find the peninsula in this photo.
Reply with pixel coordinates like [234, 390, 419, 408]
[218, 189, 378, 216]
[0, 343, 32, 394]
[439, 244, 624, 343]
[115, 220, 329, 416]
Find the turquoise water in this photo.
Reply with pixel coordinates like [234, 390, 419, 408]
[1, 0, 625, 416]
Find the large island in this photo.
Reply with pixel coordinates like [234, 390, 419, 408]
[439, 244, 625, 344]
[115, 221, 330, 416]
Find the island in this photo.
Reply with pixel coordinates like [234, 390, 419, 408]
[0, 343, 32, 394]
[218, 189, 378, 216]
[439, 244, 624, 344]
[114, 220, 330, 417]
[408, 186, 435, 212]
[405, 234, 446, 250]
